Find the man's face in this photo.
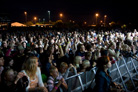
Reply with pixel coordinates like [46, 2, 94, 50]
[60, 66, 67, 74]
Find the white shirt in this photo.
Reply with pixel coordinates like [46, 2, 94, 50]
[21, 67, 44, 92]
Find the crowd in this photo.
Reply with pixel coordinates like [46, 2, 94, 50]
[0, 28, 138, 92]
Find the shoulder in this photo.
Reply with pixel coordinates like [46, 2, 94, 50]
[108, 49, 112, 52]
[47, 76, 54, 84]
[96, 69, 106, 78]
[37, 67, 40, 71]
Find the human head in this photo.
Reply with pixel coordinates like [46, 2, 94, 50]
[100, 49, 109, 56]
[4, 58, 14, 68]
[22, 42, 26, 48]
[78, 44, 85, 52]
[47, 45, 55, 54]
[60, 62, 68, 74]
[82, 60, 90, 69]
[85, 44, 92, 52]
[109, 41, 116, 49]
[17, 44, 24, 54]
[96, 56, 111, 69]
[74, 56, 82, 64]
[22, 56, 38, 78]
[2, 68, 16, 82]
[2, 41, 8, 48]
[49, 66, 59, 78]
[73, 56, 82, 68]
[85, 52, 92, 60]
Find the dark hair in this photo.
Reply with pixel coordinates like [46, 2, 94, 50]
[85, 52, 92, 57]
[101, 49, 108, 56]
[85, 44, 92, 51]
[4, 57, 13, 67]
[96, 56, 110, 68]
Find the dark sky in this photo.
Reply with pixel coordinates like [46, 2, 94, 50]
[0, 0, 137, 24]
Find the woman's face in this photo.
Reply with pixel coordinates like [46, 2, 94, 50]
[106, 61, 112, 68]
[23, 42, 26, 48]
[36, 60, 39, 67]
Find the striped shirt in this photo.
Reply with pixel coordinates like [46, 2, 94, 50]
[47, 75, 66, 92]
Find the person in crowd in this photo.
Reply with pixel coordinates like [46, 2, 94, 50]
[0, 68, 28, 92]
[63, 40, 74, 65]
[53, 41, 65, 68]
[75, 44, 86, 60]
[125, 39, 137, 55]
[84, 51, 96, 68]
[96, 35, 104, 47]
[1, 40, 8, 55]
[13, 44, 26, 72]
[21, 56, 48, 92]
[0, 55, 4, 83]
[45, 52, 56, 76]
[5, 43, 17, 57]
[1, 28, 138, 92]
[72, 56, 82, 73]
[47, 66, 68, 92]
[91, 48, 101, 64]
[94, 56, 113, 92]
[59, 62, 74, 79]
[94, 56, 123, 92]
[59, 62, 69, 78]
[80, 60, 91, 72]
[108, 41, 120, 62]
[85, 43, 93, 53]
[4, 57, 14, 69]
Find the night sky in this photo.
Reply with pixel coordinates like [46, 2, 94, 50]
[0, 0, 137, 24]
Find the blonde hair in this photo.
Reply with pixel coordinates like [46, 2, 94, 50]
[82, 60, 90, 68]
[22, 56, 38, 78]
[122, 44, 131, 51]
[73, 56, 82, 65]
[73, 56, 82, 68]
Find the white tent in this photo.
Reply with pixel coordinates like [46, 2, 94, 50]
[11, 22, 26, 27]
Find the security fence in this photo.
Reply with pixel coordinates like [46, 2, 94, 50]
[63, 56, 138, 92]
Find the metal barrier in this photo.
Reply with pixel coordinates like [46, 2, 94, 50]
[110, 56, 138, 92]
[63, 56, 138, 92]
[65, 67, 97, 92]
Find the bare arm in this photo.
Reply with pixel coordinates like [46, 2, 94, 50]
[57, 42, 64, 58]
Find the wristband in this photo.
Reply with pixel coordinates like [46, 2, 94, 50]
[59, 45, 62, 48]
[54, 86, 58, 90]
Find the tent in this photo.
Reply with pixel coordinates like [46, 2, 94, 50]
[11, 22, 26, 27]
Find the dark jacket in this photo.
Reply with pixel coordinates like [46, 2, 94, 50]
[94, 68, 112, 92]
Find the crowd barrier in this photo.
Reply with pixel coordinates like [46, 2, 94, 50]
[61, 56, 138, 92]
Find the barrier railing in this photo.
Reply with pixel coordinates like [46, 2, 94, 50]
[63, 56, 138, 92]
[110, 56, 138, 92]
